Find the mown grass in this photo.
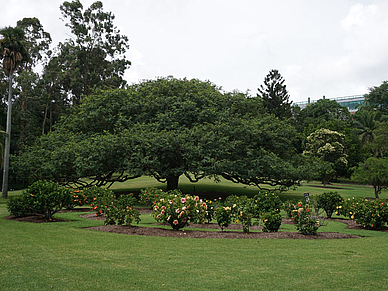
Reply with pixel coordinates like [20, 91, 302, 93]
[1, 178, 387, 290]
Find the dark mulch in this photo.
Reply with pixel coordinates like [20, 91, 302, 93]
[8, 208, 387, 239]
[80, 212, 361, 239]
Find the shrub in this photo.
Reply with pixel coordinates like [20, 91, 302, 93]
[67, 189, 88, 209]
[204, 199, 216, 223]
[317, 191, 343, 218]
[338, 198, 388, 229]
[152, 190, 207, 230]
[214, 205, 236, 231]
[139, 187, 165, 207]
[261, 211, 282, 232]
[252, 191, 282, 217]
[283, 200, 297, 218]
[104, 194, 140, 226]
[87, 187, 116, 216]
[7, 180, 72, 219]
[7, 195, 33, 218]
[290, 202, 320, 235]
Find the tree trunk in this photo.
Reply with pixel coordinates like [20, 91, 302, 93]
[2, 75, 13, 198]
[166, 175, 179, 191]
[374, 186, 380, 199]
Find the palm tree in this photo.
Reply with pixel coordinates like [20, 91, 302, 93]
[353, 109, 378, 146]
[0, 26, 28, 198]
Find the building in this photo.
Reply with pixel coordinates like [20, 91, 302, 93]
[294, 95, 365, 113]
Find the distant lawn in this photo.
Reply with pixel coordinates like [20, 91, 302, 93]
[109, 175, 387, 201]
[1, 177, 387, 290]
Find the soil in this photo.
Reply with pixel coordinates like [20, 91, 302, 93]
[6, 208, 375, 239]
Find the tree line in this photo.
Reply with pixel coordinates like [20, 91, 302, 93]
[1, 1, 388, 198]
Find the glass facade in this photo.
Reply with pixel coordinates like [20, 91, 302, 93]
[294, 95, 364, 112]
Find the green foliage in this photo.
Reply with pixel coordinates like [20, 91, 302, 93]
[351, 157, 388, 198]
[257, 69, 292, 119]
[54, 0, 131, 104]
[214, 205, 236, 231]
[290, 202, 320, 235]
[15, 77, 306, 191]
[261, 211, 282, 232]
[303, 128, 348, 185]
[337, 198, 388, 229]
[67, 189, 88, 209]
[365, 80, 388, 113]
[152, 191, 207, 230]
[104, 194, 140, 226]
[252, 191, 282, 216]
[6, 195, 32, 218]
[7, 180, 72, 219]
[88, 187, 116, 216]
[139, 187, 165, 206]
[317, 191, 343, 218]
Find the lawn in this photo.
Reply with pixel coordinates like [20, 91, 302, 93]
[1, 178, 387, 290]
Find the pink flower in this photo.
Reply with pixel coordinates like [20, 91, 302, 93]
[162, 206, 166, 210]
[182, 217, 187, 223]
[194, 196, 199, 201]
[157, 214, 161, 218]
[181, 198, 186, 203]
[173, 220, 179, 225]
[219, 197, 222, 200]
[161, 210, 165, 215]
[176, 209, 180, 213]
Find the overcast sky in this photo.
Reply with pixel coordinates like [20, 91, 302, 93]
[2, 0, 388, 102]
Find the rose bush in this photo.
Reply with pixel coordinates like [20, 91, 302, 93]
[152, 190, 207, 230]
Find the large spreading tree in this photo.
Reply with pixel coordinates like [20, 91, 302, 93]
[13, 77, 307, 190]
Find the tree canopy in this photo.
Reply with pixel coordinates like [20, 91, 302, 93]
[257, 69, 292, 119]
[14, 77, 307, 190]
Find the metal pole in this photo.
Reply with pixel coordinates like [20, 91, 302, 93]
[2, 74, 12, 198]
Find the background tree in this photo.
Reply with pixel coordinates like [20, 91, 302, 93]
[365, 80, 388, 114]
[257, 69, 292, 119]
[303, 128, 348, 186]
[0, 25, 29, 198]
[51, 0, 131, 104]
[352, 108, 378, 146]
[351, 157, 388, 199]
[370, 121, 388, 158]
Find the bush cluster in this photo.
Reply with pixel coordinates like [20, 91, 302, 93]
[7, 180, 72, 219]
[337, 198, 388, 229]
[213, 192, 283, 233]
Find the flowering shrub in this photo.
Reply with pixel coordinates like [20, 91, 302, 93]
[337, 198, 388, 229]
[252, 191, 282, 217]
[290, 202, 320, 235]
[7, 180, 72, 219]
[261, 211, 282, 232]
[104, 194, 140, 226]
[88, 187, 116, 216]
[139, 187, 165, 207]
[214, 205, 236, 231]
[204, 199, 216, 223]
[66, 189, 88, 209]
[152, 191, 207, 230]
[317, 191, 343, 218]
[283, 200, 298, 218]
